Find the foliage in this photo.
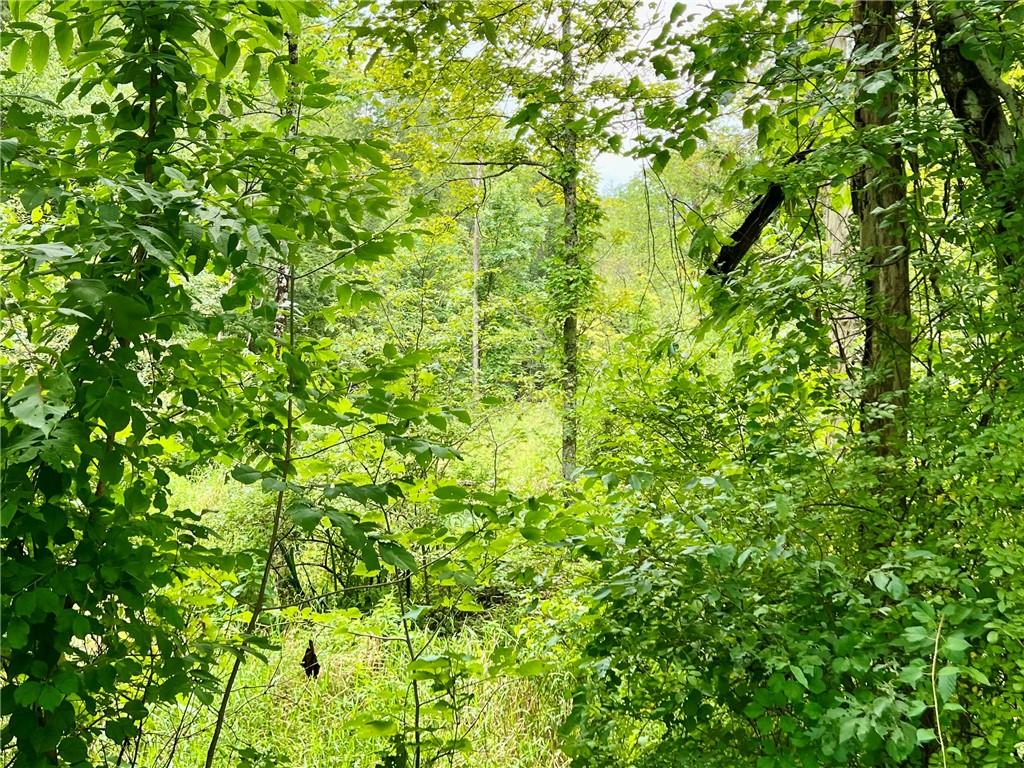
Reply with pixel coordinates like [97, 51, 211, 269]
[3, 1, 1024, 767]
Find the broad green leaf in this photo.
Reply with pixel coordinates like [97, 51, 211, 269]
[9, 381, 69, 436]
[31, 31, 49, 74]
[434, 484, 467, 500]
[515, 659, 548, 676]
[230, 465, 262, 484]
[652, 149, 671, 173]
[10, 38, 29, 73]
[651, 54, 675, 79]
[789, 664, 808, 689]
[354, 718, 398, 737]
[0, 138, 17, 161]
[268, 62, 287, 101]
[287, 501, 322, 532]
[936, 666, 958, 701]
[278, 2, 302, 34]
[943, 634, 970, 654]
[378, 540, 416, 571]
[243, 53, 261, 86]
[54, 22, 74, 61]
[838, 717, 859, 744]
[37, 686, 64, 712]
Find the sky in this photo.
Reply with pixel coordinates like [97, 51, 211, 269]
[592, 0, 726, 194]
[596, 152, 642, 194]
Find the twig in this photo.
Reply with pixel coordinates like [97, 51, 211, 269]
[930, 614, 948, 768]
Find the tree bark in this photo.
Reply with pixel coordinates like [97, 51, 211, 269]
[705, 148, 812, 277]
[852, 0, 911, 454]
[931, 4, 1019, 272]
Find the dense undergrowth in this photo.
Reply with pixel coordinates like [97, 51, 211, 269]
[3, 1, 1024, 767]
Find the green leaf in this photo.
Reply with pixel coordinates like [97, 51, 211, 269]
[962, 666, 990, 686]
[899, 663, 924, 685]
[10, 38, 29, 73]
[287, 501, 323, 532]
[434, 484, 467, 500]
[378, 540, 416, 571]
[14, 681, 41, 706]
[37, 686, 64, 712]
[361, 542, 381, 572]
[455, 595, 484, 612]
[936, 666, 958, 701]
[789, 664, 809, 689]
[354, 718, 398, 737]
[31, 31, 49, 74]
[268, 62, 287, 101]
[481, 19, 497, 45]
[903, 625, 930, 646]
[9, 380, 69, 436]
[943, 634, 970, 654]
[515, 659, 548, 676]
[278, 1, 302, 34]
[0, 138, 17, 162]
[838, 717, 859, 744]
[104, 293, 150, 337]
[651, 150, 671, 173]
[243, 53, 261, 86]
[59, 736, 89, 764]
[220, 40, 241, 76]
[402, 604, 430, 622]
[326, 509, 367, 549]
[230, 465, 262, 484]
[209, 29, 227, 57]
[54, 22, 74, 61]
[4, 618, 29, 649]
[651, 54, 675, 79]
[507, 102, 542, 128]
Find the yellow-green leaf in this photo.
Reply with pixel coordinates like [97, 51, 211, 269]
[209, 29, 227, 57]
[221, 40, 240, 74]
[31, 31, 50, 74]
[243, 53, 261, 86]
[268, 62, 287, 101]
[278, 2, 302, 34]
[10, 38, 29, 73]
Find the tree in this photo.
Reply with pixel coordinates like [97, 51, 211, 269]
[852, 0, 911, 453]
[1, 1, 408, 761]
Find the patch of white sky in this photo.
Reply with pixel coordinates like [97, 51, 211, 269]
[592, 0, 729, 194]
[457, 0, 733, 194]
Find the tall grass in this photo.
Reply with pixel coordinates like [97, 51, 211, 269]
[137, 618, 570, 768]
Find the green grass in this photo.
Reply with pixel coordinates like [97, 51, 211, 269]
[137, 618, 570, 768]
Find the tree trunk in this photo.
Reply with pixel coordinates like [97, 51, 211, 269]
[559, 2, 579, 480]
[824, 31, 858, 377]
[852, 0, 911, 454]
[471, 164, 482, 396]
[931, 4, 1019, 274]
[273, 33, 300, 339]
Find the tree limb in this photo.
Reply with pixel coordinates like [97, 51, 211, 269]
[706, 148, 813, 277]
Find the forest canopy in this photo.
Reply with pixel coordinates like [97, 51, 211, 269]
[1, 1, 1023, 767]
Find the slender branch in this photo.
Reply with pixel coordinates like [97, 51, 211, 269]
[930, 615, 948, 768]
